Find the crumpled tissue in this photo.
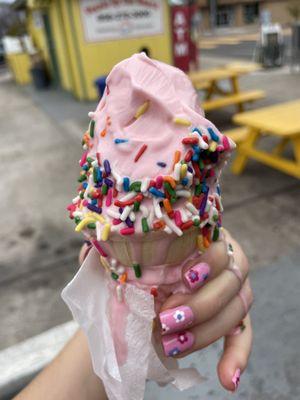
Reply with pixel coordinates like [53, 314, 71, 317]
[62, 247, 205, 400]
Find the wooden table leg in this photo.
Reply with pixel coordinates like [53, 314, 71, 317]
[231, 128, 260, 175]
[205, 81, 217, 100]
[231, 76, 244, 113]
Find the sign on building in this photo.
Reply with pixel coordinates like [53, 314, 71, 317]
[79, 0, 164, 43]
[171, 5, 199, 72]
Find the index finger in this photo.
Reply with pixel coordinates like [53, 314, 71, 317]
[159, 233, 249, 333]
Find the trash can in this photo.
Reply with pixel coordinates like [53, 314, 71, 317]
[260, 24, 285, 68]
[94, 76, 107, 98]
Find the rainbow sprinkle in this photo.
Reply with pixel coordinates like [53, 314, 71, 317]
[68, 112, 233, 287]
[134, 144, 148, 162]
[135, 101, 149, 119]
[173, 117, 191, 126]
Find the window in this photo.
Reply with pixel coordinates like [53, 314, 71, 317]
[243, 2, 259, 24]
[216, 5, 235, 27]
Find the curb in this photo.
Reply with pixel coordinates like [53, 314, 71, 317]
[0, 321, 78, 399]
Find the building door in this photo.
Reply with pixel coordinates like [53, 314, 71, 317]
[42, 12, 60, 86]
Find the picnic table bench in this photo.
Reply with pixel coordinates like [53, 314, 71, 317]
[189, 62, 265, 113]
[227, 100, 300, 179]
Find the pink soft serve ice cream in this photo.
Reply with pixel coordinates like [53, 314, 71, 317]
[64, 53, 235, 400]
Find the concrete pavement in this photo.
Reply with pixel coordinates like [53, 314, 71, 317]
[0, 73, 83, 349]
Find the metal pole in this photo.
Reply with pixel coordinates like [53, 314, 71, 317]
[209, 0, 217, 30]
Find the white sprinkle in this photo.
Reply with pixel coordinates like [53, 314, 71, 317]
[205, 199, 212, 212]
[185, 202, 199, 215]
[186, 210, 193, 219]
[83, 144, 88, 150]
[72, 196, 80, 204]
[91, 160, 98, 167]
[129, 211, 136, 221]
[111, 258, 117, 270]
[176, 190, 191, 198]
[147, 208, 154, 228]
[163, 215, 183, 237]
[116, 181, 122, 192]
[84, 174, 94, 199]
[120, 206, 132, 221]
[111, 224, 121, 232]
[116, 285, 123, 302]
[199, 136, 209, 149]
[140, 205, 149, 218]
[174, 163, 181, 181]
[96, 221, 101, 241]
[117, 266, 125, 274]
[153, 198, 162, 219]
[119, 192, 136, 202]
[186, 172, 193, 187]
[73, 211, 83, 218]
[106, 209, 121, 219]
[141, 178, 150, 193]
[88, 111, 95, 118]
[181, 209, 189, 223]
[164, 225, 172, 234]
[111, 169, 122, 190]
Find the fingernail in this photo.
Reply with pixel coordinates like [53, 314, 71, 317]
[183, 262, 210, 291]
[162, 331, 194, 357]
[159, 306, 194, 335]
[229, 321, 246, 336]
[232, 368, 241, 391]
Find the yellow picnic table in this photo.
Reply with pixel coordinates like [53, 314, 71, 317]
[188, 62, 265, 113]
[229, 100, 300, 179]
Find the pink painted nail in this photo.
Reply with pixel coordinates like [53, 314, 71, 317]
[183, 262, 210, 291]
[162, 331, 194, 357]
[159, 305, 194, 335]
[232, 368, 241, 391]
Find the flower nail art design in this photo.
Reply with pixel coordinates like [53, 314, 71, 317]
[174, 309, 185, 323]
[188, 269, 199, 283]
[161, 323, 170, 333]
[162, 330, 195, 357]
[168, 347, 180, 357]
[184, 262, 210, 291]
[178, 332, 188, 344]
[159, 306, 194, 335]
[232, 368, 241, 391]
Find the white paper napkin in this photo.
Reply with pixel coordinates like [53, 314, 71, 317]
[62, 248, 205, 400]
